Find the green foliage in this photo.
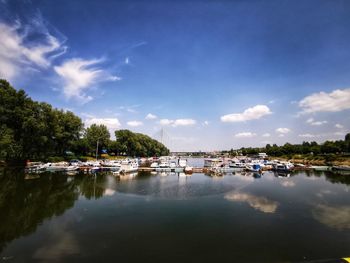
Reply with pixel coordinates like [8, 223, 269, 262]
[0, 80, 83, 161]
[47, 156, 66, 163]
[236, 134, 350, 157]
[114, 129, 169, 157]
[84, 124, 110, 156]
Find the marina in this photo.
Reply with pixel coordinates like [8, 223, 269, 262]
[24, 156, 350, 176]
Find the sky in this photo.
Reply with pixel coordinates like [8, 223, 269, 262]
[1, 0, 350, 151]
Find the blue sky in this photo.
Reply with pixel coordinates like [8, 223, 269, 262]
[1, 0, 350, 151]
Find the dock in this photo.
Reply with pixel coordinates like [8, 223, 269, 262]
[138, 167, 208, 173]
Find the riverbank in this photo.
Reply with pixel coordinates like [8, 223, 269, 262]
[271, 155, 350, 166]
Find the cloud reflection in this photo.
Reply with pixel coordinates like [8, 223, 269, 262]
[225, 192, 279, 213]
[33, 231, 79, 260]
[312, 204, 350, 230]
[280, 180, 295, 188]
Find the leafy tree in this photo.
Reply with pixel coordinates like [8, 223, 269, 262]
[85, 124, 110, 157]
[0, 79, 83, 162]
[114, 129, 169, 157]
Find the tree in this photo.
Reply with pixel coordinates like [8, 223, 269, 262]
[85, 124, 110, 158]
[114, 129, 169, 157]
[0, 79, 83, 162]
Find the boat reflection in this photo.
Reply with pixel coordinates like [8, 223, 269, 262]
[118, 172, 138, 181]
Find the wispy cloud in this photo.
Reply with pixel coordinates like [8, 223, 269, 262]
[262, 133, 271, 137]
[220, 105, 272, 123]
[159, 118, 196, 127]
[234, 132, 257, 138]
[299, 133, 316, 138]
[127, 120, 143, 127]
[124, 57, 129, 64]
[54, 58, 120, 103]
[118, 105, 140, 113]
[0, 18, 66, 81]
[145, 113, 157, 120]
[299, 88, 350, 113]
[306, 118, 327, 126]
[276, 128, 291, 134]
[85, 118, 121, 134]
[335, 123, 344, 129]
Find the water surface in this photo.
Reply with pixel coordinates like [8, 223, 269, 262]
[0, 168, 349, 262]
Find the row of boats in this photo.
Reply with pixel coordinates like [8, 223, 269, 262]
[26, 159, 139, 174]
[204, 157, 350, 174]
[25, 156, 350, 175]
[205, 158, 294, 173]
[25, 157, 193, 174]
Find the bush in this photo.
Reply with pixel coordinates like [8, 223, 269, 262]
[47, 156, 65, 163]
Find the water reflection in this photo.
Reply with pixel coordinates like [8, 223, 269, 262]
[225, 191, 279, 213]
[312, 204, 350, 230]
[279, 180, 296, 188]
[0, 168, 350, 261]
[33, 229, 80, 260]
[0, 168, 80, 252]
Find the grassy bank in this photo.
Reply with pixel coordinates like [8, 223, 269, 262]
[271, 154, 350, 166]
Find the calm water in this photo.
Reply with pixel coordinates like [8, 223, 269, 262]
[0, 167, 349, 263]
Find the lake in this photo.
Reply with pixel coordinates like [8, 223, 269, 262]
[0, 167, 349, 262]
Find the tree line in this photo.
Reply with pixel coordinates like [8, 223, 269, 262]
[0, 80, 169, 163]
[229, 135, 350, 157]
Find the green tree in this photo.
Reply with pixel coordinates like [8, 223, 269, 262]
[0, 79, 83, 162]
[85, 124, 110, 157]
[114, 129, 169, 157]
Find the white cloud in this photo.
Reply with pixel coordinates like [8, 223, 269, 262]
[299, 133, 316, 138]
[234, 132, 257, 138]
[220, 105, 272, 122]
[306, 118, 327, 126]
[299, 88, 350, 113]
[159, 119, 173, 126]
[276, 128, 291, 134]
[173, 119, 196, 127]
[127, 121, 143, 127]
[85, 118, 121, 132]
[54, 58, 120, 103]
[0, 21, 66, 81]
[335, 123, 344, 129]
[203, 120, 209, 126]
[262, 133, 271, 137]
[145, 113, 157, 120]
[125, 57, 129, 64]
[159, 118, 196, 127]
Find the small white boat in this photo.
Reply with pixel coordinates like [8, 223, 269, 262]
[310, 166, 331, 171]
[120, 160, 139, 173]
[246, 164, 262, 173]
[150, 162, 159, 168]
